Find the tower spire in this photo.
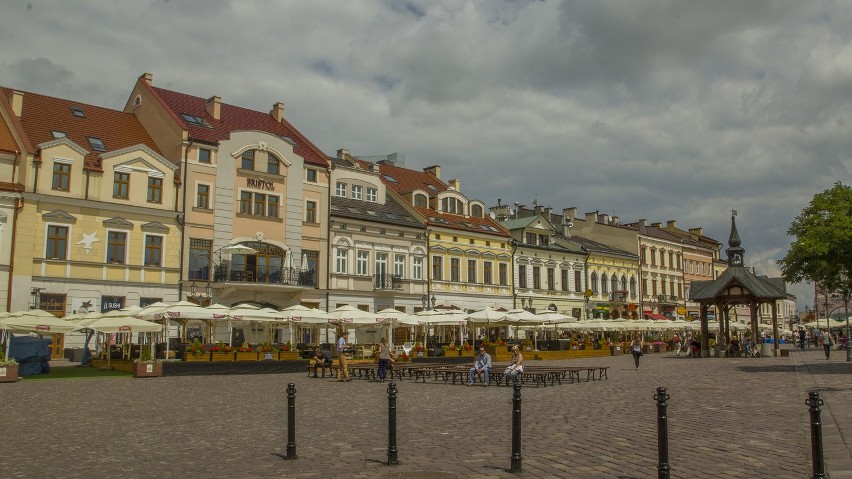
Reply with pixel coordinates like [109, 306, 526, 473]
[725, 211, 744, 267]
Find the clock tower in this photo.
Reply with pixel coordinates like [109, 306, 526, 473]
[725, 211, 745, 267]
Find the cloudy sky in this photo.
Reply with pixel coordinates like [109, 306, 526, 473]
[3, 0, 851, 308]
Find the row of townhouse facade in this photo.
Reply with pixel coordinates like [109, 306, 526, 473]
[0, 73, 794, 353]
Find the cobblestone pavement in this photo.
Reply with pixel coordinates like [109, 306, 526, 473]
[2, 349, 850, 479]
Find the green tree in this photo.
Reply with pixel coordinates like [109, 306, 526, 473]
[778, 182, 852, 292]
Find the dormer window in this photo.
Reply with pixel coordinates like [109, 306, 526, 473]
[471, 204, 483, 217]
[241, 150, 255, 170]
[414, 194, 427, 207]
[180, 113, 211, 128]
[70, 106, 85, 118]
[441, 197, 464, 215]
[51, 130, 66, 139]
[88, 137, 106, 152]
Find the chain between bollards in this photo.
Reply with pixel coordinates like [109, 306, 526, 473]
[285, 383, 297, 460]
[387, 381, 399, 465]
[654, 387, 670, 479]
[806, 391, 826, 479]
[510, 382, 522, 473]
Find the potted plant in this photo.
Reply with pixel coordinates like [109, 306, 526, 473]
[460, 341, 474, 356]
[413, 342, 425, 357]
[211, 342, 236, 361]
[0, 355, 19, 383]
[185, 339, 208, 362]
[235, 342, 256, 361]
[258, 343, 278, 360]
[278, 342, 298, 360]
[133, 349, 162, 378]
[521, 339, 533, 351]
[398, 352, 410, 362]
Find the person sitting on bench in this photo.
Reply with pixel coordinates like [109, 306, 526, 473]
[312, 348, 332, 378]
[504, 345, 524, 383]
[468, 345, 492, 386]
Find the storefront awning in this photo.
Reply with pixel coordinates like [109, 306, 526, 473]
[643, 311, 667, 320]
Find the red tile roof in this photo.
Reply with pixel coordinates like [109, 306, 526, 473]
[357, 159, 509, 238]
[0, 113, 18, 154]
[148, 86, 329, 167]
[0, 86, 162, 172]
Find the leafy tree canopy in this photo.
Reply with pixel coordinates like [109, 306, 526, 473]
[779, 182, 852, 292]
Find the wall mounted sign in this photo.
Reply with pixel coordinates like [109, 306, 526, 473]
[247, 178, 275, 191]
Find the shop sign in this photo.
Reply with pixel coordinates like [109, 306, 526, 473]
[247, 178, 275, 191]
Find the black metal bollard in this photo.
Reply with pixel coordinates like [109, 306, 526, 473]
[285, 383, 297, 460]
[806, 391, 826, 479]
[654, 387, 670, 479]
[387, 381, 399, 465]
[510, 382, 523, 473]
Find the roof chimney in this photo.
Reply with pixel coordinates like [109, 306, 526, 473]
[9, 90, 23, 117]
[650, 222, 662, 228]
[585, 211, 598, 223]
[141, 72, 153, 85]
[448, 178, 460, 191]
[337, 148, 349, 160]
[206, 95, 221, 120]
[666, 220, 677, 229]
[271, 101, 285, 122]
[535, 204, 545, 216]
[600, 213, 610, 224]
[688, 227, 703, 236]
[562, 207, 577, 221]
[424, 165, 441, 179]
[638, 219, 647, 234]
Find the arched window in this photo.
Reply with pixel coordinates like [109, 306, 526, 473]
[629, 277, 636, 296]
[590, 272, 598, 293]
[601, 273, 608, 294]
[267, 153, 280, 175]
[471, 204, 483, 217]
[611, 275, 618, 293]
[620, 275, 627, 291]
[414, 194, 427, 207]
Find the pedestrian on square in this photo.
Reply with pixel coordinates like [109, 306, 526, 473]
[468, 345, 492, 386]
[504, 345, 524, 383]
[673, 334, 681, 356]
[630, 338, 643, 370]
[336, 331, 351, 382]
[819, 330, 832, 359]
[311, 347, 330, 378]
[799, 329, 806, 350]
[377, 337, 391, 382]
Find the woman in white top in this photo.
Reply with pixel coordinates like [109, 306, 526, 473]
[377, 337, 391, 382]
[505, 345, 524, 383]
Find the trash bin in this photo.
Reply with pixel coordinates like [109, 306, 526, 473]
[760, 342, 772, 357]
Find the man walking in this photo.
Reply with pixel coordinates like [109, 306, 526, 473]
[468, 345, 492, 386]
[337, 331, 351, 381]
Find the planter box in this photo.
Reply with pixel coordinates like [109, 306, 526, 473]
[210, 352, 234, 362]
[0, 364, 19, 383]
[133, 362, 163, 378]
[184, 354, 209, 362]
[459, 350, 475, 357]
[235, 351, 258, 361]
[278, 351, 299, 360]
[653, 344, 667, 353]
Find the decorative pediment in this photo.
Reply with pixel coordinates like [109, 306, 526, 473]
[103, 217, 134, 230]
[38, 138, 89, 157]
[42, 210, 77, 224]
[113, 158, 168, 178]
[100, 145, 177, 171]
[141, 221, 169, 233]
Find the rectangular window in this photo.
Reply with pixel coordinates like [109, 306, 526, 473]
[394, 254, 405, 278]
[547, 267, 555, 290]
[352, 185, 362, 200]
[526, 232, 536, 245]
[641, 248, 647, 265]
[519, 265, 527, 289]
[46, 225, 68, 260]
[450, 258, 460, 282]
[366, 188, 377, 202]
[533, 266, 541, 289]
[499, 263, 508, 286]
[306, 169, 317, 182]
[88, 137, 106, 152]
[660, 251, 666, 268]
[52, 163, 71, 191]
[539, 235, 549, 246]
[669, 252, 674, 268]
[107, 231, 127, 264]
[651, 250, 656, 266]
[147, 177, 163, 203]
[241, 150, 255, 170]
[336, 182, 347, 197]
[188, 238, 211, 280]
[652, 280, 658, 296]
[113, 172, 129, 198]
[198, 148, 211, 163]
[561, 270, 569, 291]
[412, 256, 423, 280]
[267, 156, 280, 175]
[336, 249, 348, 274]
[197, 185, 210, 209]
[432, 256, 443, 281]
[239, 191, 252, 214]
[574, 271, 582, 292]
[253, 193, 266, 216]
[356, 250, 369, 276]
[642, 278, 648, 295]
[267, 196, 279, 218]
[484, 261, 493, 285]
[467, 259, 476, 283]
[305, 201, 317, 223]
[144, 235, 163, 267]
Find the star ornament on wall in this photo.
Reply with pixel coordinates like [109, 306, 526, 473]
[76, 232, 100, 254]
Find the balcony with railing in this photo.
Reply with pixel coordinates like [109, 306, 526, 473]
[213, 264, 317, 288]
[657, 294, 678, 304]
[610, 290, 628, 303]
[374, 274, 403, 291]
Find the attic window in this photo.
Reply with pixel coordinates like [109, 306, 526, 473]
[385, 213, 397, 220]
[426, 184, 438, 191]
[180, 113, 211, 128]
[51, 130, 66, 139]
[87, 137, 106, 152]
[70, 106, 86, 118]
[382, 175, 397, 183]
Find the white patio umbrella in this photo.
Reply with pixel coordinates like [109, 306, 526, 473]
[218, 244, 258, 255]
[328, 305, 379, 325]
[1, 309, 81, 361]
[79, 313, 162, 365]
[284, 305, 332, 347]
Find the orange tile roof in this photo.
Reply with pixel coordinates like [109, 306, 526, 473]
[0, 112, 18, 154]
[0, 181, 24, 192]
[356, 159, 509, 238]
[149, 86, 329, 167]
[0, 86, 162, 172]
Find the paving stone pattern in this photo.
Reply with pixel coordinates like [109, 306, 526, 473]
[2, 349, 850, 478]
